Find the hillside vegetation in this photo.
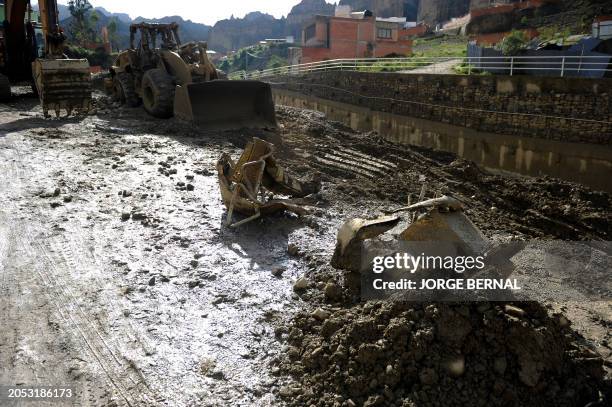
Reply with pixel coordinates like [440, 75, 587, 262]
[218, 43, 290, 74]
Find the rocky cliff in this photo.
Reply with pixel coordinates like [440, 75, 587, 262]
[207, 12, 285, 53]
[132, 16, 212, 44]
[208, 0, 335, 52]
[338, 0, 412, 18]
[337, 1, 471, 24]
[60, 9, 212, 51]
[466, 0, 612, 35]
[94, 7, 132, 24]
[286, 0, 335, 40]
[417, 0, 471, 26]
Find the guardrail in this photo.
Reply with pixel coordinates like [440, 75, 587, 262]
[228, 55, 612, 80]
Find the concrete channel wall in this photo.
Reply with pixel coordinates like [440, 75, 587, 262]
[272, 85, 612, 192]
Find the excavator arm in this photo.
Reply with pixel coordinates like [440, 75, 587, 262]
[37, 0, 66, 58]
[2, 0, 91, 115]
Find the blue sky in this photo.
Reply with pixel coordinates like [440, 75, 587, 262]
[58, 0, 315, 25]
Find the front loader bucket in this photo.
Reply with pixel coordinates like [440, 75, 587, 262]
[174, 80, 276, 130]
[32, 59, 92, 117]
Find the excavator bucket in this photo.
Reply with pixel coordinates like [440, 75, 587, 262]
[32, 59, 92, 117]
[174, 80, 276, 129]
[331, 216, 402, 272]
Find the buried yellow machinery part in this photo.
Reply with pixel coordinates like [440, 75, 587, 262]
[32, 59, 92, 117]
[174, 80, 277, 129]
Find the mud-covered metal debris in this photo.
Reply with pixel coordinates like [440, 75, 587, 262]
[217, 137, 321, 227]
[332, 194, 486, 272]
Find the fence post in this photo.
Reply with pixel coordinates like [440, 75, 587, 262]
[561, 56, 565, 77]
[468, 57, 472, 75]
[510, 57, 514, 76]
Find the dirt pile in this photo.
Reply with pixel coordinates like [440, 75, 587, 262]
[445, 159, 611, 241]
[277, 301, 607, 407]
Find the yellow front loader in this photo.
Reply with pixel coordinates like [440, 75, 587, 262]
[110, 23, 276, 129]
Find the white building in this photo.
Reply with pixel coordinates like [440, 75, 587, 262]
[593, 16, 612, 40]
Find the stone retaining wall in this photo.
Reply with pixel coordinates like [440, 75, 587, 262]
[269, 71, 612, 145]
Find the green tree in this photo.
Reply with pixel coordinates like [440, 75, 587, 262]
[68, 0, 92, 45]
[266, 55, 287, 70]
[107, 18, 118, 52]
[89, 10, 100, 42]
[218, 59, 230, 73]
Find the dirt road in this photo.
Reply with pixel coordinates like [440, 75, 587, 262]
[400, 58, 462, 74]
[1, 90, 610, 406]
[0, 91, 324, 406]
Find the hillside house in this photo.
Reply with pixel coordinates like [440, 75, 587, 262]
[292, 11, 413, 64]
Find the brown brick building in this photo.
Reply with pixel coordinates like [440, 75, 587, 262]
[293, 13, 413, 64]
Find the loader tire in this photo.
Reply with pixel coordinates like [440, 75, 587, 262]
[31, 80, 39, 97]
[0, 73, 11, 102]
[141, 69, 175, 119]
[113, 72, 140, 107]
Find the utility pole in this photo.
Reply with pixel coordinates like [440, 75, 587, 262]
[245, 51, 265, 76]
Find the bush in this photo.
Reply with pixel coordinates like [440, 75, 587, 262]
[221, 43, 289, 74]
[65, 45, 112, 68]
[498, 30, 528, 56]
[537, 25, 572, 44]
[266, 54, 287, 70]
[453, 62, 470, 75]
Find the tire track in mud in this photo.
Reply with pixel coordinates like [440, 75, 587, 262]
[0, 133, 159, 407]
[1, 206, 116, 405]
[314, 146, 398, 179]
[33, 232, 157, 406]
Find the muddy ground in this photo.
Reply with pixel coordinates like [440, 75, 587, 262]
[0, 89, 610, 406]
